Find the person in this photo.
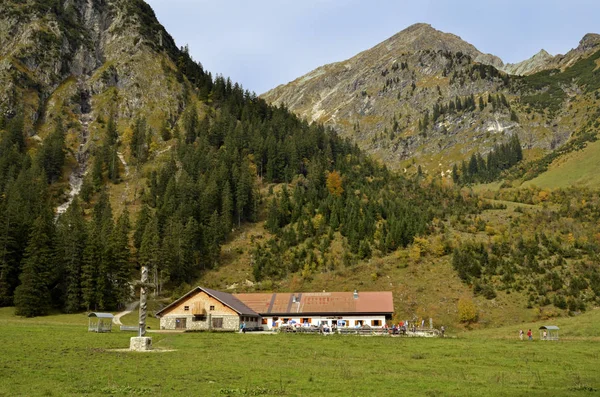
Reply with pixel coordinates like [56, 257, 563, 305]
[527, 329, 532, 341]
[519, 329, 524, 341]
[240, 321, 246, 333]
[542, 330, 547, 340]
[441, 325, 445, 337]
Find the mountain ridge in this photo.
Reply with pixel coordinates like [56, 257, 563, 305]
[262, 22, 600, 175]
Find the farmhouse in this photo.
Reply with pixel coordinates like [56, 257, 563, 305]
[156, 287, 260, 331]
[236, 290, 393, 329]
[157, 287, 393, 331]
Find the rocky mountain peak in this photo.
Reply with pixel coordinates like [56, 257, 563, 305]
[382, 23, 480, 57]
[501, 49, 553, 76]
[578, 33, 600, 51]
[535, 49, 552, 58]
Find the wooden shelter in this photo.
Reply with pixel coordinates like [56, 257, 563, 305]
[88, 312, 114, 333]
[539, 325, 559, 341]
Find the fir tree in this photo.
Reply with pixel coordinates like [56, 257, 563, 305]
[14, 215, 54, 317]
[56, 197, 87, 313]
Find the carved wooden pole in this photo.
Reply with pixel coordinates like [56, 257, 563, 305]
[139, 265, 149, 337]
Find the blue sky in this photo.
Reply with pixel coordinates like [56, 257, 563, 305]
[146, 0, 600, 95]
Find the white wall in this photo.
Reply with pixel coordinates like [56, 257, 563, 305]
[261, 315, 387, 330]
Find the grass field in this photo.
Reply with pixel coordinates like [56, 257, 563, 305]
[522, 139, 600, 189]
[0, 308, 599, 396]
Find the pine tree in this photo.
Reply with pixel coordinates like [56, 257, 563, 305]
[134, 205, 150, 250]
[220, 181, 233, 235]
[14, 215, 54, 317]
[97, 201, 115, 310]
[81, 223, 100, 311]
[452, 164, 460, 184]
[92, 154, 103, 191]
[37, 118, 65, 183]
[112, 209, 132, 307]
[56, 197, 87, 313]
[139, 216, 160, 296]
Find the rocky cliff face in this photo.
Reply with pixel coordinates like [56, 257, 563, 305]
[0, 0, 188, 135]
[0, 0, 203, 214]
[263, 24, 600, 174]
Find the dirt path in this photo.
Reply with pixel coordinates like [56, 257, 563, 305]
[112, 301, 139, 326]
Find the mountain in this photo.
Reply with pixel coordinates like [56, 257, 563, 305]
[1, 4, 599, 328]
[501, 49, 554, 76]
[0, 0, 195, 132]
[263, 23, 600, 177]
[1, 1, 473, 321]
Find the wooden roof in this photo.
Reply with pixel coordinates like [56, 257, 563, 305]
[234, 291, 394, 316]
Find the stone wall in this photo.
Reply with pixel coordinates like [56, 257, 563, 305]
[160, 314, 240, 331]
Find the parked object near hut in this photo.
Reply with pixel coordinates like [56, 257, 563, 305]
[88, 313, 114, 333]
[539, 325, 559, 341]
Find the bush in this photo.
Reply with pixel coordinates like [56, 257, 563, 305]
[458, 298, 478, 323]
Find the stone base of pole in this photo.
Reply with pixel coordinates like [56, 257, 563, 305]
[130, 336, 152, 351]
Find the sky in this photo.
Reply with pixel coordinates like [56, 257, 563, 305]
[146, 0, 600, 95]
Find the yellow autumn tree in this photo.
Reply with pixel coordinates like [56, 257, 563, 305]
[458, 297, 478, 324]
[326, 170, 344, 197]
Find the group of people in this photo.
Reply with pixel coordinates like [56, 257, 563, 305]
[520, 328, 549, 340]
[519, 329, 533, 340]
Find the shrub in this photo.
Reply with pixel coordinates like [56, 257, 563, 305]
[458, 297, 478, 323]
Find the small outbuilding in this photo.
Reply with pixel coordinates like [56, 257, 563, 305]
[539, 325, 559, 341]
[88, 312, 114, 333]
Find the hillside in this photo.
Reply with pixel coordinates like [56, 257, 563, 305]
[262, 23, 600, 177]
[0, 2, 599, 329]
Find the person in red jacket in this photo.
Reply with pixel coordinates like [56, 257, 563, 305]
[527, 329, 533, 340]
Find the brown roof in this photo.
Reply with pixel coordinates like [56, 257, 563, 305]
[234, 291, 393, 316]
[156, 287, 258, 317]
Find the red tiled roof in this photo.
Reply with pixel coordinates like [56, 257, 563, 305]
[234, 291, 393, 315]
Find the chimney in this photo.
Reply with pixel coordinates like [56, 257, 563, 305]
[353, 290, 358, 299]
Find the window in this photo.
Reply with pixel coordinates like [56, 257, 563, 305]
[301, 318, 311, 324]
[262, 318, 268, 325]
[355, 320, 364, 326]
[184, 306, 189, 311]
[371, 320, 382, 327]
[209, 305, 215, 311]
[192, 315, 206, 322]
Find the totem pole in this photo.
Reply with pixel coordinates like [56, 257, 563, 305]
[138, 265, 149, 337]
[130, 265, 153, 351]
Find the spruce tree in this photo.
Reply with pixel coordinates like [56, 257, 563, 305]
[139, 216, 160, 295]
[14, 215, 53, 317]
[112, 209, 132, 307]
[56, 197, 87, 313]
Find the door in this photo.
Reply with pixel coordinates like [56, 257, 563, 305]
[212, 317, 223, 329]
[175, 318, 187, 329]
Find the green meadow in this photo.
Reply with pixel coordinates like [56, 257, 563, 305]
[0, 308, 599, 397]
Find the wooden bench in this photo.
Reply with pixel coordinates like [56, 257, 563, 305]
[120, 325, 139, 332]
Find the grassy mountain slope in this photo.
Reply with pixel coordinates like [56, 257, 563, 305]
[522, 139, 600, 189]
